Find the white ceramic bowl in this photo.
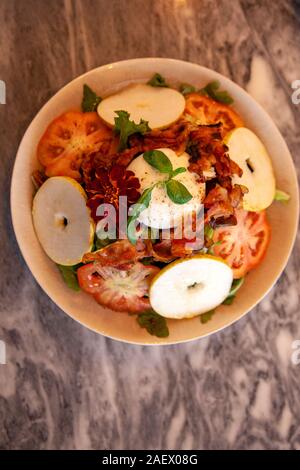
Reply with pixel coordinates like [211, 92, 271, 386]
[10, 58, 299, 345]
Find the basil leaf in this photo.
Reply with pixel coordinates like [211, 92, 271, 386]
[170, 167, 186, 178]
[200, 81, 234, 105]
[81, 84, 101, 112]
[222, 277, 244, 305]
[137, 310, 169, 337]
[143, 150, 173, 174]
[57, 265, 80, 291]
[166, 179, 193, 204]
[200, 309, 215, 324]
[179, 83, 197, 95]
[114, 110, 151, 151]
[127, 187, 154, 244]
[128, 186, 153, 220]
[147, 73, 169, 88]
[274, 189, 290, 203]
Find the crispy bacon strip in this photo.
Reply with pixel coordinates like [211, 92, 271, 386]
[32, 169, 47, 189]
[187, 124, 240, 180]
[204, 183, 248, 226]
[81, 120, 192, 175]
[82, 239, 152, 268]
[143, 120, 191, 155]
[114, 145, 144, 167]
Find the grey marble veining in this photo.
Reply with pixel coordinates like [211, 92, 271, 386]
[0, 0, 300, 450]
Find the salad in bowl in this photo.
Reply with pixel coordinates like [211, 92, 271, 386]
[11, 59, 298, 344]
[29, 70, 290, 339]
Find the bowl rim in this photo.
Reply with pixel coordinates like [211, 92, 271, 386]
[10, 57, 300, 345]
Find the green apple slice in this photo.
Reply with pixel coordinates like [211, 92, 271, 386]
[149, 254, 233, 319]
[225, 127, 276, 211]
[32, 176, 94, 266]
[97, 83, 185, 129]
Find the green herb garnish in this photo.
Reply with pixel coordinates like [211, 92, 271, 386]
[200, 309, 215, 324]
[222, 277, 245, 305]
[199, 81, 234, 105]
[81, 84, 102, 112]
[57, 264, 81, 291]
[274, 189, 290, 203]
[204, 224, 214, 240]
[137, 310, 169, 337]
[143, 149, 173, 174]
[166, 179, 192, 204]
[127, 187, 154, 244]
[222, 296, 235, 306]
[127, 150, 192, 244]
[147, 73, 169, 88]
[170, 167, 187, 178]
[92, 236, 114, 251]
[179, 83, 197, 95]
[207, 240, 222, 255]
[114, 110, 150, 151]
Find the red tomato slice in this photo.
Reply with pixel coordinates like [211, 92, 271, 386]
[185, 93, 244, 134]
[77, 261, 159, 313]
[37, 111, 115, 180]
[212, 209, 271, 279]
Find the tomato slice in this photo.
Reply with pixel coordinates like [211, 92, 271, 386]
[37, 111, 116, 180]
[77, 261, 159, 313]
[184, 93, 244, 134]
[212, 209, 271, 278]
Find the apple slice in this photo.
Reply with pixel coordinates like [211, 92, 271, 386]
[32, 177, 94, 265]
[225, 127, 276, 211]
[97, 83, 185, 129]
[149, 254, 233, 319]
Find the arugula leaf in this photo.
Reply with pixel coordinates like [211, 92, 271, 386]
[199, 81, 234, 105]
[57, 264, 80, 291]
[137, 310, 169, 337]
[166, 179, 192, 204]
[274, 189, 290, 203]
[81, 84, 102, 112]
[200, 309, 215, 324]
[204, 224, 214, 240]
[229, 277, 245, 296]
[179, 83, 197, 95]
[92, 236, 114, 251]
[207, 240, 222, 255]
[222, 296, 235, 306]
[170, 167, 186, 178]
[114, 110, 150, 151]
[222, 277, 244, 305]
[140, 257, 155, 266]
[143, 150, 173, 175]
[147, 73, 169, 88]
[127, 187, 154, 244]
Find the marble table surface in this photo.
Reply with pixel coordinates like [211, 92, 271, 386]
[0, 0, 300, 450]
